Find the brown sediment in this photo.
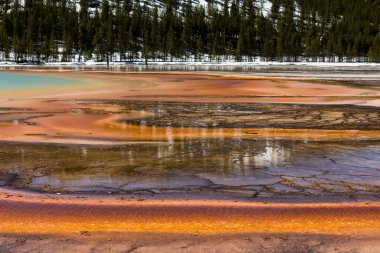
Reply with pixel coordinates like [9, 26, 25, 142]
[0, 189, 379, 235]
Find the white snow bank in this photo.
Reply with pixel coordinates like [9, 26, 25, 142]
[1, 60, 380, 68]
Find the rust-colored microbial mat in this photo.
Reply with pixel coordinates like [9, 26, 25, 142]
[0, 193, 379, 235]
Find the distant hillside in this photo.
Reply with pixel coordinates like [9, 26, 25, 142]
[0, 0, 379, 64]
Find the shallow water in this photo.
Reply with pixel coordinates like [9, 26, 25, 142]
[0, 72, 87, 91]
[1, 140, 379, 199]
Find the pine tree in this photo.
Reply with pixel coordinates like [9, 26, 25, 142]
[115, 0, 123, 61]
[0, 0, 379, 63]
[141, 2, 151, 65]
[0, 0, 10, 60]
[368, 36, 380, 62]
[182, 0, 193, 61]
[150, 5, 160, 61]
[235, 32, 243, 62]
[101, 0, 114, 65]
[79, 0, 89, 61]
[196, 37, 203, 61]
[92, 9, 102, 61]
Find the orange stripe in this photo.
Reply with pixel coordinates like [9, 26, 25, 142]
[1, 197, 379, 235]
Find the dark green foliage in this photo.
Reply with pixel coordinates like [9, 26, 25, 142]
[0, 0, 379, 62]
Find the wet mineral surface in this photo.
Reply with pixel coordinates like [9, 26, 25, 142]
[0, 71, 379, 201]
[0, 140, 378, 200]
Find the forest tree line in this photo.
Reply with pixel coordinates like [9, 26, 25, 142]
[0, 0, 380, 63]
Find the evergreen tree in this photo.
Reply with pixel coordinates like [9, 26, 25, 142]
[79, 0, 89, 61]
[368, 36, 380, 62]
[0, 0, 378, 63]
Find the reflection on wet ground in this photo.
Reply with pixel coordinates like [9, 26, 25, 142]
[1, 140, 379, 199]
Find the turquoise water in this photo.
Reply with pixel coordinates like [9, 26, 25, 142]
[0, 72, 85, 91]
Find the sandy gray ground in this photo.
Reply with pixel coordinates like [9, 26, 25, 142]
[1, 232, 379, 253]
